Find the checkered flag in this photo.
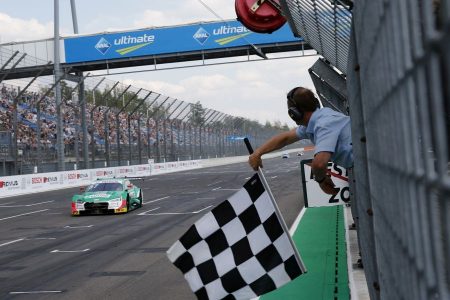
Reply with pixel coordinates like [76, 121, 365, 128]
[167, 173, 306, 300]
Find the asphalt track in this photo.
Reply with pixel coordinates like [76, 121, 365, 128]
[0, 155, 310, 300]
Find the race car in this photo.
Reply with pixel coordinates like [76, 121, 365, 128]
[71, 178, 143, 216]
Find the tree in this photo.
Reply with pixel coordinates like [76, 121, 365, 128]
[189, 101, 205, 126]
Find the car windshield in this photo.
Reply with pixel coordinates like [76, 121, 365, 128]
[86, 182, 123, 192]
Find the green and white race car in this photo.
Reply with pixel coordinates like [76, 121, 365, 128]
[71, 178, 143, 216]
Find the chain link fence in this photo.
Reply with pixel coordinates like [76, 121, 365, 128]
[348, 1, 449, 299]
[280, 0, 449, 299]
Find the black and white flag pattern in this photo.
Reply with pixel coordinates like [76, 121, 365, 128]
[167, 173, 305, 300]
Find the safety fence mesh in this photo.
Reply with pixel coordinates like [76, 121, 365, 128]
[282, 0, 449, 299]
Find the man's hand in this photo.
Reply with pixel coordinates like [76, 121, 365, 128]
[248, 152, 263, 171]
[319, 176, 339, 195]
[247, 129, 299, 171]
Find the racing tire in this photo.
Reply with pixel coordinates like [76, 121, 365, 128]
[126, 196, 130, 212]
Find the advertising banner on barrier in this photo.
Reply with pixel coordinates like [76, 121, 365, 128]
[300, 159, 350, 207]
[0, 175, 26, 197]
[63, 20, 302, 64]
[0, 161, 203, 199]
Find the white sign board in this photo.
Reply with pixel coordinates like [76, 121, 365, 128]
[300, 159, 350, 207]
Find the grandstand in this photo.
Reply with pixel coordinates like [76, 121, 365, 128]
[0, 76, 299, 176]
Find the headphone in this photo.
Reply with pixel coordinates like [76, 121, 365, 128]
[287, 88, 304, 124]
[286, 87, 320, 124]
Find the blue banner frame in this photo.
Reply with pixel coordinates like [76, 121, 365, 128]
[64, 20, 303, 64]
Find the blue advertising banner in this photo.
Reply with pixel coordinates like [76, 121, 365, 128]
[63, 20, 302, 64]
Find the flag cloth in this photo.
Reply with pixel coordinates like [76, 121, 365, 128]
[167, 173, 305, 300]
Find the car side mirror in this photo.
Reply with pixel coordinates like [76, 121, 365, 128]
[80, 186, 86, 193]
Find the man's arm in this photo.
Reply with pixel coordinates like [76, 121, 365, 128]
[311, 151, 339, 195]
[248, 128, 300, 170]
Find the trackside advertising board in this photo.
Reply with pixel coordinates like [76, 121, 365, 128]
[0, 161, 202, 198]
[300, 159, 350, 207]
[63, 20, 302, 63]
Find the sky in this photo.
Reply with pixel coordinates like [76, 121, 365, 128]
[0, 0, 318, 126]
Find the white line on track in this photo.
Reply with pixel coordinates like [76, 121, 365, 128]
[270, 176, 278, 179]
[194, 206, 213, 213]
[143, 196, 170, 204]
[211, 187, 221, 191]
[50, 249, 89, 253]
[215, 188, 240, 191]
[0, 238, 25, 248]
[64, 225, 93, 229]
[10, 291, 62, 295]
[28, 238, 56, 240]
[0, 200, 54, 208]
[207, 180, 223, 186]
[195, 197, 216, 200]
[0, 209, 49, 221]
[141, 205, 213, 215]
[0, 202, 15, 205]
[138, 207, 160, 215]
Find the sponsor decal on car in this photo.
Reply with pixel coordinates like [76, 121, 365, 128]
[85, 193, 110, 199]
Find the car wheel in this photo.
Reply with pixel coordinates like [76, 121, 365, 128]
[126, 196, 130, 212]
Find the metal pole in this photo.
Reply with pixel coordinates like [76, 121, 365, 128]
[208, 112, 223, 157]
[69, 1, 89, 169]
[70, 0, 79, 33]
[114, 86, 139, 165]
[137, 116, 142, 164]
[13, 88, 19, 175]
[127, 115, 132, 165]
[36, 105, 42, 172]
[164, 101, 184, 161]
[146, 96, 169, 162]
[127, 91, 152, 164]
[90, 81, 119, 167]
[54, 0, 65, 171]
[80, 84, 89, 169]
[156, 97, 177, 160]
[170, 103, 190, 160]
[199, 110, 217, 158]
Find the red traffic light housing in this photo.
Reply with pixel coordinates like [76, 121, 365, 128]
[235, 0, 286, 33]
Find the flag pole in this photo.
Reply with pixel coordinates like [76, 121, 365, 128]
[244, 138, 306, 273]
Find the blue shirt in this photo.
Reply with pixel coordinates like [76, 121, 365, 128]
[296, 107, 353, 168]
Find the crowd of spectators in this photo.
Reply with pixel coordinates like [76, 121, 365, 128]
[0, 84, 220, 158]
